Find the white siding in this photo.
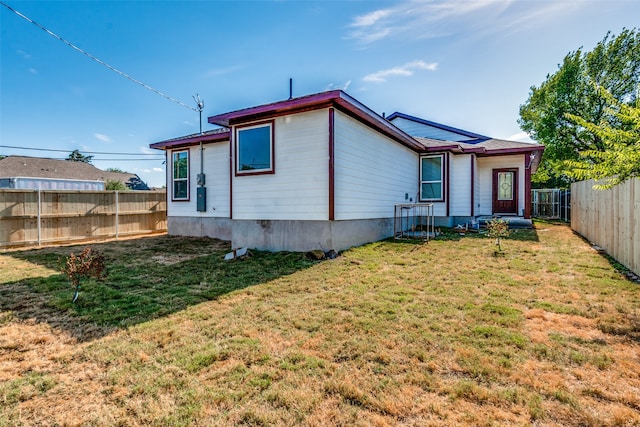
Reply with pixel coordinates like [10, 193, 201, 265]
[167, 142, 231, 218]
[390, 117, 473, 142]
[449, 154, 472, 216]
[477, 155, 526, 216]
[334, 110, 418, 220]
[232, 110, 329, 220]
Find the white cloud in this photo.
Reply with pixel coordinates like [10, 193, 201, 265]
[363, 60, 438, 83]
[507, 131, 534, 143]
[17, 49, 31, 59]
[326, 80, 352, 91]
[152, 167, 164, 172]
[350, 9, 392, 27]
[29, 68, 38, 74]
[205, 64, 244, 78]
[139, 146, 157, 155]
[94, 133, 111, 143]
[346, 8, 396, 43]
[345, 0, 577, 44]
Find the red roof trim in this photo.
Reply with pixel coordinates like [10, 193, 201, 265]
[422, 144, 464, 153]
[208, 91, 342, 127]
[150, 130, 230, 150]
[207, 90, 425, 152]
[481, 146, 544, 156]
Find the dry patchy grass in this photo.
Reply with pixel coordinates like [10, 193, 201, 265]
[1, 224, 639, 426]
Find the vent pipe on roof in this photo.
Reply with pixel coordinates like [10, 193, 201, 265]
[289, 78, 293, 100]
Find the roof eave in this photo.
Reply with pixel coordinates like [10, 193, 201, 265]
[149, 130, 230, 150]
[421, 144, 464, 153]
[207, 90, 425, 152]
[208, 91, 342, 127]
[480, 145, 545, 156]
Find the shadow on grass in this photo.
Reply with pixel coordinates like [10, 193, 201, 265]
[428, 226, 540, 243]
[0, 235, 316, 342]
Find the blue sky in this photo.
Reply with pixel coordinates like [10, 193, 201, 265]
[2, 0, 638, 188]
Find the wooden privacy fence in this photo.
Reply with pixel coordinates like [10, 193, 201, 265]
[571, 178, 639, 276]
[0, 190, 167, 249]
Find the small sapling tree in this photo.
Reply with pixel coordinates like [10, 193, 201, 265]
[487, 218, 510, 253]
[62, 247, 106, 303]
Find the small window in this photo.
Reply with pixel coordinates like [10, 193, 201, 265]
[236, 122, 274, 175]
[420, 155, 444, 201]
[172, 150, 189, 201]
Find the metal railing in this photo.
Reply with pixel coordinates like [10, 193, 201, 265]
[393, 203, 435, 241]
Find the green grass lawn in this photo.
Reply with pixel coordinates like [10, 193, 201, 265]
[1, 223, 639, 426]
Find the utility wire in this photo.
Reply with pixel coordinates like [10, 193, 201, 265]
[0, 1, 198, 112]
[0, 145, 163, 156]
[47, 158, 164, 161]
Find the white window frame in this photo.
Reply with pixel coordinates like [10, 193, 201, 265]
[172, 149, 189, 201]
[420, 154, 445, 202]
[235, 121, 275, 176]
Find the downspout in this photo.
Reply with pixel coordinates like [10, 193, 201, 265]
[524, 152, 532, 219]
[470, 154, 475, 217]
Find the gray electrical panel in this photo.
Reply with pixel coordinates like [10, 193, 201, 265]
[197, 187, 206, 212]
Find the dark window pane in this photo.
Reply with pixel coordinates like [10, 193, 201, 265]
[421, 182, 442, 199]
[174, 180, 188, 199]
[421, 157, 441, 181]
[238, 126, 271, 171]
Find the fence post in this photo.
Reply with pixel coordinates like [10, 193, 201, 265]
[115, 191, 119, 240]
[37, 189, 42, 247]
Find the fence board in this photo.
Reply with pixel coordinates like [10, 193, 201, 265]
[0, 190, 167, 248]
[571, 178, 639, 276]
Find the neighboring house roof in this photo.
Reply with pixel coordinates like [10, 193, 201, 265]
[0, 156, 150, 190]
[387, 112, 490, 143]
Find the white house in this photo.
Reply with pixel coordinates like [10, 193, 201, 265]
[150, 90, 543, 252]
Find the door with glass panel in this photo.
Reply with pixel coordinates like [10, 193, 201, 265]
[492, 168, 518, 215]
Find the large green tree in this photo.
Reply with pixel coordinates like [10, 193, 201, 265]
[519, 28, 640, 188]
[565, 87, 640, 188]
[66, 149, 93, 163]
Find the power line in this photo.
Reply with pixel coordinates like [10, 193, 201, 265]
[51, 158, 165, 162]
[0, 1, 198, 112]
[0, 145, 163, 156]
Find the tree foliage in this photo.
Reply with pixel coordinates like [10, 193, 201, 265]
[565, 87, 640, 188]
[62, 248, 106, 303]
[486, 218, 510, 253]
[105, 179, 127, 191]
[67, 149, 94, 163]
[519, 28, 640, 187]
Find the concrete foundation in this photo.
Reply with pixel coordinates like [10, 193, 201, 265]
[168, 216, 232, 241]
[168, 216, 394, 252]
[232, 217, 394, 252]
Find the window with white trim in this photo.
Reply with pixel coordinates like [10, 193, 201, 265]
[420, 155, 444, 201]
[172, 150, 189, 200]
[236, 122, 274, 175]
